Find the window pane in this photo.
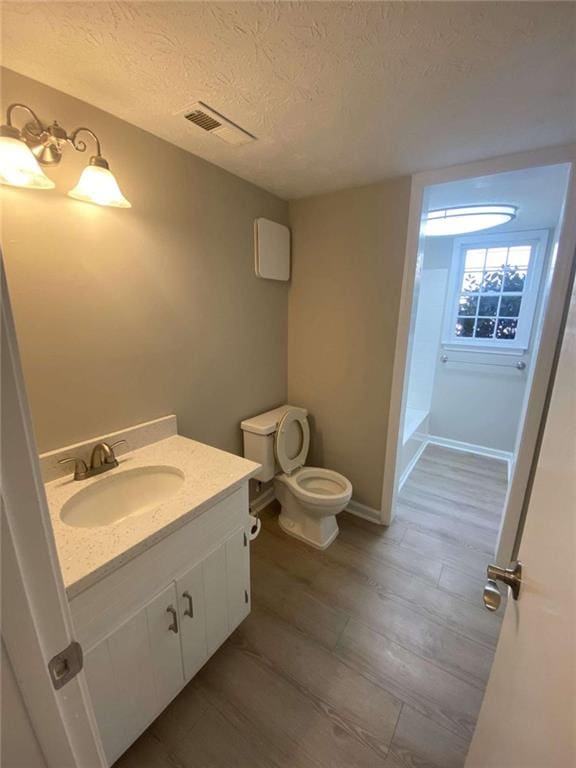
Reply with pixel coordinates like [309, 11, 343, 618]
[500, 296, 522, 317]
[481, 270, 503, 293]
[503, 268, 526, 292]
[455, 318, 475, 337]
[479, 295, 499, 316]
[496, 318, 518, 339]
[485, 247, 508, 269]
[475, 318, 495, 338]
[507, 245, 531, 268]
[458, 295, 478, 316]
[465, 249, 486, 270]
[462, 272, 481, 293]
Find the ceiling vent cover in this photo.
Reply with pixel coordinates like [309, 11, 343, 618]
[182, 102, 256, 146]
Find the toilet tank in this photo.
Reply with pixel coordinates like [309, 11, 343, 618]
[240, 405, 308, 482]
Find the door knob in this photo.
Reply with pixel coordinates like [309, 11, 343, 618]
[483, 561, 522, 611]
[483, 579, 502, 612]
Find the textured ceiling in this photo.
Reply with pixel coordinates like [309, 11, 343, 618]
[1, 2, 575, 199]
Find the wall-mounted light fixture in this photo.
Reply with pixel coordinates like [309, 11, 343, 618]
[0, 103, 131, 208]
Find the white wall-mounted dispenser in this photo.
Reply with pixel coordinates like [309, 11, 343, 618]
[254, 218, 290, 281]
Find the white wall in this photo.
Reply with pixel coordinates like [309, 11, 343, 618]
[421, 237, 529, 454]
[405, 267, 447, 414]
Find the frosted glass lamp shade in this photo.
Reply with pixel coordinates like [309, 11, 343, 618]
[0, 136, 55, 189]
[423, 205, 517, 237]
[68, 162, 131, 208]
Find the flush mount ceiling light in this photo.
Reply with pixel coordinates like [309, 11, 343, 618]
[0, 102, 131, 208]
[423, 204, 517, 237]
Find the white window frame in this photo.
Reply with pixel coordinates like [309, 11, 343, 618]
[442, 229, 550, 353]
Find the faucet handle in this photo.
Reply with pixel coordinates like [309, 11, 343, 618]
[58, 457, 88, 480]
[103, 440, 127, 465]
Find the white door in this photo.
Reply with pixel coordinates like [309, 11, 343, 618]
[177, 560, 208, 681]
[465, 284, 576, 767]
[1, 257, 106, 768]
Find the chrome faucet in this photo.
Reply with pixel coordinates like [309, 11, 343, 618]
[58, 440, 127, 481]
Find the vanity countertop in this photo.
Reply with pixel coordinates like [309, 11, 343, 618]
[44, 435, 260, 598]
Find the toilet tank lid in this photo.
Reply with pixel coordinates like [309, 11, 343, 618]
[241, 405, 308, 436]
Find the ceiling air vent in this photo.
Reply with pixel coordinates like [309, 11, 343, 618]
[186, 110, 221, 132]
[182, 102, 256, 146]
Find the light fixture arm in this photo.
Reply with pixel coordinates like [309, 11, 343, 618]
[1, 102, 46, 141]
[1, 104, 107, 168]
[68, 127, 103, 159]
[5, 102, 45, 134]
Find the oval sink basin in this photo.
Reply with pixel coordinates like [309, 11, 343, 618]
[60, 466, 185, 528]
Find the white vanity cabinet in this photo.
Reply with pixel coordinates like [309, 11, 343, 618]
[72, 485, 252, 766]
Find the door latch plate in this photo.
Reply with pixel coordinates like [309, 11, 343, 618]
[48, 640, 83, 690]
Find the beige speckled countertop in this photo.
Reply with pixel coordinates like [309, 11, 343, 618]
[44, 435, 260, 598]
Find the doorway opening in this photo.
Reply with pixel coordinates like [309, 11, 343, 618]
[388, 161, 573, 568]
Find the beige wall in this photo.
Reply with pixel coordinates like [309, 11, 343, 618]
[288, 178, 411, 510]
[1, 69, 288, 455]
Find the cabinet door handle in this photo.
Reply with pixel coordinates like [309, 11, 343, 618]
[166, 604, 179, 633]
[244, 589, 249, 604]
[182, 591, 194, 618]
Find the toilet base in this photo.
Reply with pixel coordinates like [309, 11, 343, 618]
[278, 506, 339, 550]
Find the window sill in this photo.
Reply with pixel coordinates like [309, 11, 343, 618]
[441, 342, 527, 357]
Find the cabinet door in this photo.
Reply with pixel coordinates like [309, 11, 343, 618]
[146, 582, 185, 707]
[84, 584, 184, 766]
[226, 526, 251, 631]
[84, 610, 157, 765]
[202, 542, 229, 655]
[176, 560, 208, 681]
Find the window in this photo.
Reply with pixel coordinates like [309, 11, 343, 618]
[443, 230, 549, 351]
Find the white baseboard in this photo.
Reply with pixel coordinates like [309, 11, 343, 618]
[507, 458, 515, 485]
[346, 499, 382, 525]
[426, 434, 513, 465]
[398, 439, 429, 491]
[250, 486, 275, 515]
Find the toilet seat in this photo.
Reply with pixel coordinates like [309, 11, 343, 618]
[274, 408, 310, 475]
[280, 467, 353, 508]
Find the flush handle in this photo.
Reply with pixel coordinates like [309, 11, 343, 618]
[182, 591, 194, 618]
[483, 561, 522, 612]
[166, 604, 179, 633]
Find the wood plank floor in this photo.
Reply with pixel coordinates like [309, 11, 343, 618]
[115, 444, 508, 768]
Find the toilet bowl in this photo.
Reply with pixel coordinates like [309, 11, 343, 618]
[274, 466, 352, 549]
[241, 405, 353, 549]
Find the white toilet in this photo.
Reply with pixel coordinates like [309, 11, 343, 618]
[241, 405, 352, 549]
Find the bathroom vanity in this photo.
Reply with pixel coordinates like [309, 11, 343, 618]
[41, 416, 260, 766]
